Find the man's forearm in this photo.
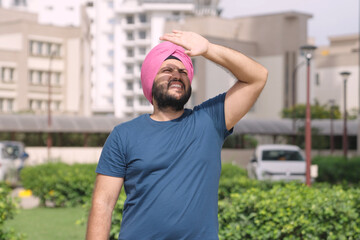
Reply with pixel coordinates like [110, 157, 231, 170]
[86, 202, 113, 240]
[203, 43, 268, 85]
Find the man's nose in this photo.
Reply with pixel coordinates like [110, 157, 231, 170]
[171, 69, 181, 79]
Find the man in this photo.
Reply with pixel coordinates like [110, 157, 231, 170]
[86, 30, 268, 240]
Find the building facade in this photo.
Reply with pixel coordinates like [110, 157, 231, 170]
[165, 12, 311, 120]
[0, 8, 87, 115]
[313, 34, 359, 115]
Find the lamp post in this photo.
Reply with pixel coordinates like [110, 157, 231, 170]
[340, 71, 351, 159]
[300, 45, 317, 186]
[329, 99, 335, 154]
[47, 50, 56, 161]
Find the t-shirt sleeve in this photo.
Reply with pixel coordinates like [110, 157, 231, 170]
[96, 126, 127, 178]
[195, 92, 233, 140]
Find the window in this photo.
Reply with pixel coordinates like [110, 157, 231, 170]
[0, 99, 3, 111]
[0, 67, 16, 82]
[138, 80, 142, 89]
[126, 32, 134, 41]
[108, 50, 114, 57]
[126, 64, 133, 74]
[126, 15, 134, 24]
[139, 13, 147, 23]
[29, 40, 62, 57]
[139, 97, 149, 106]
[126, 48, 134, 57]
[126, 97, 133, 107]
[107, 0, 113, 8]
[138, 30, 146, 39]
[108, 18, 115, 25]
[13, 0, 27, 6]
[107, 65, 114, 73]
[38, 71, 43, 84]
[54, 72, 61, 85]
[139, 47, 146, 55]
[126, 82, 133, 90]
[46, 43, 52, 55]
[108, 33, 114, 42]
[37, 42, 43, 55]
[1, 67, 4, 80]
[7, 99, 13, 112]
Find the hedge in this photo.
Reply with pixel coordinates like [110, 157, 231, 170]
[20, 162, 97, 207]
[313, 156, 360, 185]
[21, 162, 360, 239]
[0, 182, 25, 240]
[218, 183, 360, 239]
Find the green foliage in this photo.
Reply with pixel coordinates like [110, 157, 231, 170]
[0, 183, 25, 240]
[313, 156, 360, 185]
[218, 184, 360, 239]
[282, 100, 341, 119]
[20, 163, 97, 207]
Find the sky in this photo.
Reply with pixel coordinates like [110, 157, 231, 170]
[218, 0, 359, 46]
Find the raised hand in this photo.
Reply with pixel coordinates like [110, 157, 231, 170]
[159, 30, 210, 57]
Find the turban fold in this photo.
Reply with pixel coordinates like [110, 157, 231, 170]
[140, 41, 194, 104]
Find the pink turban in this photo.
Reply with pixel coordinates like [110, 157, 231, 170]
[141, 41, 194, 104]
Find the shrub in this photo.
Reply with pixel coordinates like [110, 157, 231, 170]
[218, 184, 360, 239]
[0, 182, 25, 240]
[20, 163, 97, 207]
[313, 156, 360, 185]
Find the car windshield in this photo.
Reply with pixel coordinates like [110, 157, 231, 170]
[262, 150, 304, 161]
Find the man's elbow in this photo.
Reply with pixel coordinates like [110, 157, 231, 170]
[256, 66, 268, 89]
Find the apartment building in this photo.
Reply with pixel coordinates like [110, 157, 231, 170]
[0, 8, 86, 115]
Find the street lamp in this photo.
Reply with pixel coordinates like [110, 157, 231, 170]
[329, 99, 335, 154]
[47, 50, 57, 161]
[340, 71, 351, 159]
[300, 45, 317, 186]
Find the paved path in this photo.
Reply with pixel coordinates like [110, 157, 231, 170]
[11, 187, 40, 209]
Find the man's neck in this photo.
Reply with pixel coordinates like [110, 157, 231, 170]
[150, 107, 185, 121]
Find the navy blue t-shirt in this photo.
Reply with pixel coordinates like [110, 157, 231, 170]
[96, 93, 232, 240]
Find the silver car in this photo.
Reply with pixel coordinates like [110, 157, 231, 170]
[247, 144, 306, 182]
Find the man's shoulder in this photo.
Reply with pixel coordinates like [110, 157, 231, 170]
[113, 114, 148, 132]
[194, 92, 227, 110]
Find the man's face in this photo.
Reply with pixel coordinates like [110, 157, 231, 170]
[152, 59, 192, 111]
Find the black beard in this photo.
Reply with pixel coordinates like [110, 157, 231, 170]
[152, 79, 192, 111]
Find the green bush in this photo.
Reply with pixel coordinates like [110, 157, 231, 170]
[79, 163, 360, 239]
[313, 156, 360, 185]
[0, 182, 25, 240]
[218, 184, 360, 239]
[20, 163, 97, 207]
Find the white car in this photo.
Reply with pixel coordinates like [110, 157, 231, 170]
[247, 144, 306, 182]
[0, 141, 27, 183]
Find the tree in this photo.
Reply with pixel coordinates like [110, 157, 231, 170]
[281, 99, 341, 119]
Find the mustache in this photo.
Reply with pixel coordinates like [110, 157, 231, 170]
[167, 79, 185, 89]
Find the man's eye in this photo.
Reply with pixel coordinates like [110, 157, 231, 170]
[180, 70, 188, 75]
[163, 69, 172, 72]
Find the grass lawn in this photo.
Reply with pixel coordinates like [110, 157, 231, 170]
[5, 207, 87, 240]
